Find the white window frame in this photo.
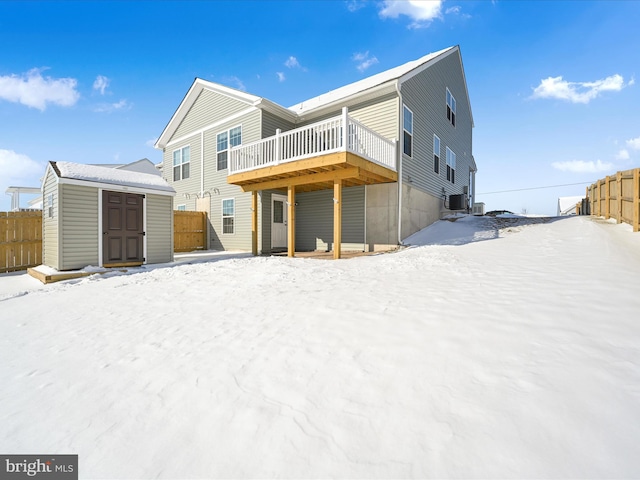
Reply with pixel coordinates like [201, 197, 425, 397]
[446, 147, 456, 184]
[222, 198, 235, 235]
[446, 88, 456, 127]
[172, 145, 190, 181]
[176, 204, 186, 211]
[433, 134, 440, 174]
[403, 104, 413, 157]
[217, 125, 242, 171]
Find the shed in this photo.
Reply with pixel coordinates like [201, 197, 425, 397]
[42, 161, 176, 271]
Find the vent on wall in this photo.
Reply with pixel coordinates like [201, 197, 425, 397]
[449, 194, 468, 210]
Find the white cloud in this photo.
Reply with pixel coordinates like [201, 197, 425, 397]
[531, 74, 630, 104]
[285, 56, 300, 69]
[626, 136, 640, 150]
[551, 159, 613, 173]
[445, 6, 460, 14]
[615, 149, 630, 160]
[276, 72, 286, 82]
[352, 51, 379, 73]
[346, 0, 367, 12]
[93, 75, 110, 95]
[379, 0, 442, 28]
[0, 68, 79, 111]
[0, 149, 44, 200]
[93, 99, 131, 113]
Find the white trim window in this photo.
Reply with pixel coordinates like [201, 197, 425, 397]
[433, 134, 440, 174]
[222, 198, 235, 234]
[446, 147, 456, 183]
[176, 204, 186, 211]
[172, 146, 190, 181]
[403, 105, 413, 157]
[446, 88, 456, 127]
[217, 125, 242, 171]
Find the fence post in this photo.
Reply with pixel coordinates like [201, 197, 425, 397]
[634, 168, 640, 232]
[616, 171, 623, 223]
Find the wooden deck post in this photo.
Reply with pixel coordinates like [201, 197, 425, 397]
[333, 179, 342, 260]
[634, 168, 640, 232]
[251, 190, 258, 255]
[288, 185, 296, 257]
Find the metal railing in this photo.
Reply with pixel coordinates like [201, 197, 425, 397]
[229, 109, 396, 175]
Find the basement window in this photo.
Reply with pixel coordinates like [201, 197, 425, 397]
[222, 198, 235, 234]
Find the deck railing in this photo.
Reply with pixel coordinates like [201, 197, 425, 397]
[229, 108, 396, 175]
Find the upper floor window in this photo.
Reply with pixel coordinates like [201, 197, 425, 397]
[173, 146, 190, 181]
[446, 88, 456, 127]
[433, 134, 440, 174]
[446, 147, 456, 184]
[217, 125, 242, 171]
[403, 105, 413, 157]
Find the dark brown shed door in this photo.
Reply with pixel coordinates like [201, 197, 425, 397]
[102, 191, 144, 266]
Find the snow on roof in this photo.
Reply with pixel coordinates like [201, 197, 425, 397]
[54, 161, 175, 193]
[288, 46, 455, 115]
[557, 196, 584, 215]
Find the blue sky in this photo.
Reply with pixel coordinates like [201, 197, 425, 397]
[1, 0, 639, 215]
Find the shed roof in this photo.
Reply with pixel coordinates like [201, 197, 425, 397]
[51, 161, 175, 193]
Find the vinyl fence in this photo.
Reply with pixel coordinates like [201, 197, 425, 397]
[586, 168, 640, 232]
[0, 211, 43, 273]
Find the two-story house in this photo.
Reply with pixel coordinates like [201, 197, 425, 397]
[155, 45, 475, 258]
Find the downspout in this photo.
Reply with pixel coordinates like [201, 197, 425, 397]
[200, 131, 205, 198]
[395, 80, 403, 246]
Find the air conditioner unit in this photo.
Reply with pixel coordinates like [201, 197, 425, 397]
[449, 194, 467, 210]
[472, 202, 485, 216]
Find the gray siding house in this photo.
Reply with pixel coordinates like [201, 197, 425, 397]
[42, 161, 175, 270]
[155, 45, 475, 258]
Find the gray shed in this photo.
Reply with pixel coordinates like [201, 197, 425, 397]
[42, 161, 175, 271]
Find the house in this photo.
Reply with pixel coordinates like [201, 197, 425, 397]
[155, 45, 476, 258]
[41, 161, 175, 271]
[557, 196, 583, 216]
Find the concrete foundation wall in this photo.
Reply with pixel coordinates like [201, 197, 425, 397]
[365, 183, 398, 251]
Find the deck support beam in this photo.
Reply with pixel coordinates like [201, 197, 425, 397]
[251, 190, 258, 256]
[288, 185, 296, 257]
[333, 179, 342, 260]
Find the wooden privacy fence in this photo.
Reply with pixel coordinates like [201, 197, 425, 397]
[0, 211, 43, 273]
[587, 168, 640, 232]
[174, 210, 207, 252]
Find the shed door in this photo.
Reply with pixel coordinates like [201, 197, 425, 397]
[102, 191, 144, 266]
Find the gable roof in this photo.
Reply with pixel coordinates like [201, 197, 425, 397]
[48, 161, 175, 193]
[156, 45, 473, 148]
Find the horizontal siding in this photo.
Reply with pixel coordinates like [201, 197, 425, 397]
[162, 133, 202, 211]
[203, 111, 262, 251]
[60, 184, 98, 270]
[42, 169, 59, 269]
[173, 89, 249, 140]
[401, 49, 473, 200]
[262, 110, 295, 137]
[146, 194, 173, 264]
[296, 186, 365, 251]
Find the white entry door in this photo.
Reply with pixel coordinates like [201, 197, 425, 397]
[271, 194, 288, 250]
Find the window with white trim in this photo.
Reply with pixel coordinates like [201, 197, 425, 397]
[217, 125, 242, 171]
[173, 146, 190, 181]
[222, 198, 235, 234]
[176, 204, 186, 211]
[446, 88, 456, 126]
[433, 134, 440, 174]
[403, 105, 413, 157]
[446, 147, 456, 184]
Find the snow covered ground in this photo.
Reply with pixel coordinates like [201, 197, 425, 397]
[1, 215, 640, 479]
